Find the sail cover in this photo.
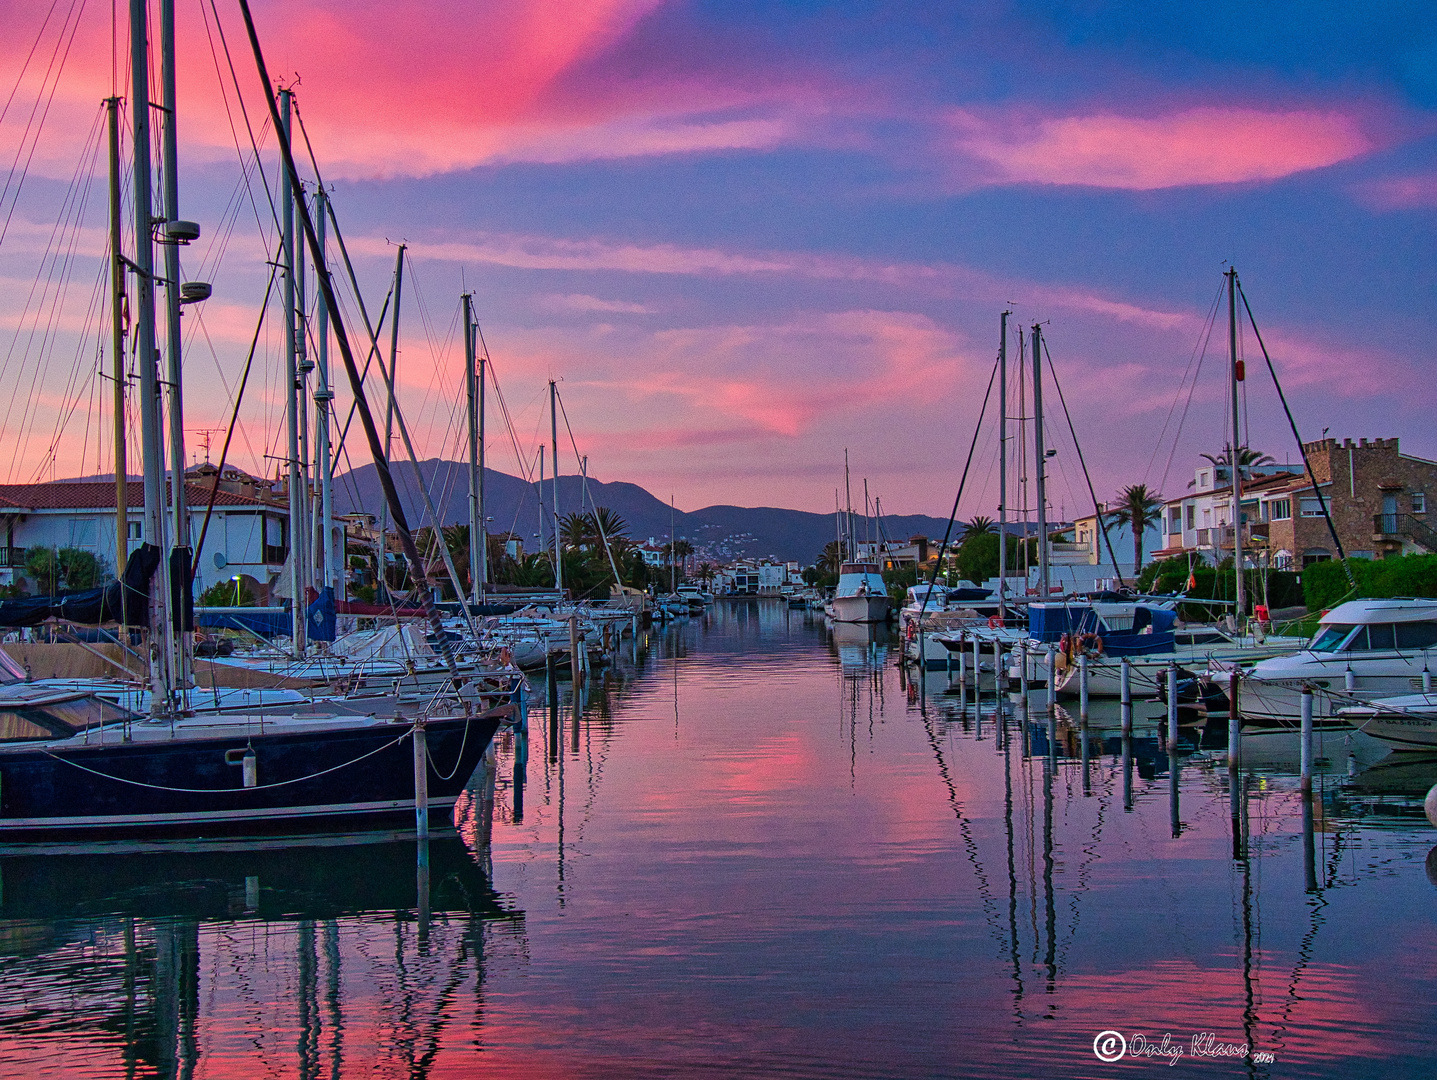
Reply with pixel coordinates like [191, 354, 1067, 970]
[0, 543, 161, 628]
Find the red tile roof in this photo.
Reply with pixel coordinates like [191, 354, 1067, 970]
[0, 481, 274, 511]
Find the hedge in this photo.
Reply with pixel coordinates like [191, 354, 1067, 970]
[1301, 553, 1437, 613]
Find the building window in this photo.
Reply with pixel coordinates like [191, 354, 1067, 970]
[1302, 549, 1331, 567]
[1268, 499, 1291, 521]
[1414, 493, 1427, 514]
[1299, 497, 1325, 518]
[127, 521, 141, 540]
[1185, 505, 1195, 530]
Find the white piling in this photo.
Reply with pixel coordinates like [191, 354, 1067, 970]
[972, 635, 981, 693]
[1227, 668, 1241, 771]
[1045, 645, 1057, 713]
[1120, 657, 1132, 738]
[1300, 687, 1314, 795]
[1078, 652, 1089, 721]
[413, 718, 429, 839]
[1166, 662, 1178, 749]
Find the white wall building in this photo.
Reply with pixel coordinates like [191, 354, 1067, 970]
[0, 476, 290, 600]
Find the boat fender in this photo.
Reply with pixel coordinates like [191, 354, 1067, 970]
[226, 746, 259, 788]
[988, 615, 1003, 629]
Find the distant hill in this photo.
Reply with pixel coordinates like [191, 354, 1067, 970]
[330, 459, 956, 564]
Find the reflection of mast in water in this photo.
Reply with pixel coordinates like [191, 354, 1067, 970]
[1003, 724, 1025, 1021]
[154, 919, 199, 1079]
[1042, 744, 1057, 1002]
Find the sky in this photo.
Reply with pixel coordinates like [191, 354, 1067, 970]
[0, 0, 1433, 520]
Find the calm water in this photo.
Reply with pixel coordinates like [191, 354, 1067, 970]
[1, 602, 1434, 1078]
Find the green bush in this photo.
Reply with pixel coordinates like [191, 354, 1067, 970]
[1301, 553, 1437, 613]
[1137, 556, 1302, 621]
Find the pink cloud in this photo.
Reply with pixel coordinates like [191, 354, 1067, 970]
[539, 293, 656, 314]
[0, 0, 805, 182]
[951, 107, 1372, 189]
[1353, 172, 1437, 210]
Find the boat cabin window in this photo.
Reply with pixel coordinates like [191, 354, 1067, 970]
[0, 709, 78, 740]
[1395, 622, 1437, 650]
[1353, 624, 1397, 651]
[0, 695, 135, 741]
[1309, 624, 1356, 652]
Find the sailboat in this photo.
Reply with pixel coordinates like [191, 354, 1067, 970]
[825, 454, 892, 623]
[0, 0, 509, 839]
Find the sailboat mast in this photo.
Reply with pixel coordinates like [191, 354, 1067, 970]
[159, 0, 193, 696]
[477, 322, 487, 597]
[550, 380, 562, 593]
[1228, 268, 1246, 623]
[1018, 327, 1028, 587]
[375, 244, 404, 599]
[464, 293, 481, 605]
[1032, 323, 1049, 597]
[314, 187, 335, 593]
[998, 310, 1009, 618]
[280, 89, 306, 653]
[130, 0, 174, 713]
[843, 449, 853, 558]
[107, 97, 127, 588]
[670, 495, 676, 593]
[537, 445, 546, 557]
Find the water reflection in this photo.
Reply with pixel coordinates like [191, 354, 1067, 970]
[0, 828, 522, 1078]
[1, 603, 1433, 1078]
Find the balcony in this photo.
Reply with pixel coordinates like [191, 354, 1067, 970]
[0, 547, 27, 567]
[1374, 513, 1437, 553]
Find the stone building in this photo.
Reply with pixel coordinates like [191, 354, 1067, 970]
[1267, 437, 1437, 565]
[1153, 437, 1437, 571]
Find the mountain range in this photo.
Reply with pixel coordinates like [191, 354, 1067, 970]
[329, 459, 957, 565]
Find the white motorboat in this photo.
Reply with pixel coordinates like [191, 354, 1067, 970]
[825, 562, 891, 624]
[1338, 694, 1437, 750]
[1212, 598, 1437, 726]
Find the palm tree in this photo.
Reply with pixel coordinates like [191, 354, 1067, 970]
[965, 515, 995, 538]
[1199, 448, 1277, 483]
[559, 511, 593, 550]
[817, 540, 848, 576]
[694, 562, 716, 590]
[667, 539, 695, 578]
[590, 506, 629, 545]
[1110, 484, 1164, 572]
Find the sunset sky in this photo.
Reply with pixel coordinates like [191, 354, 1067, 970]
[0, 1, 1433, 518]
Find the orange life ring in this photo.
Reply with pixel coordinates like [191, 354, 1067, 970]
[988, 615, 1003, 629]
[1058, 633, 1070, 655]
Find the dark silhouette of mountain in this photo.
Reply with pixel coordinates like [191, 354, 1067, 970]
[330, 459, 955, 563]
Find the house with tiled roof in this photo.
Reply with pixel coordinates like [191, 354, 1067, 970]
[0, 465, 293, 601]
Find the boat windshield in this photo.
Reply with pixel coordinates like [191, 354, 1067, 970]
[1309, 624, 1356, 652]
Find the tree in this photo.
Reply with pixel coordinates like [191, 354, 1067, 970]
[670, 539, 694, 577]
[817, 540, 848, 576]
[693, 562, 716, 589]
[956, 532, 999, 584]
[965, 515, 995, 538]
[559, 512, 594, 550]
[1110, 484, 1164, 572]
[24, 546, 104, 595]
[1198, 448, 1277, 484]
[199, 578, 256, 606]
[590, 506, 629, 547]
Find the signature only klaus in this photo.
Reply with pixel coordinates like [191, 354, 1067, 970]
[1092, 1030, 1275, 1066]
